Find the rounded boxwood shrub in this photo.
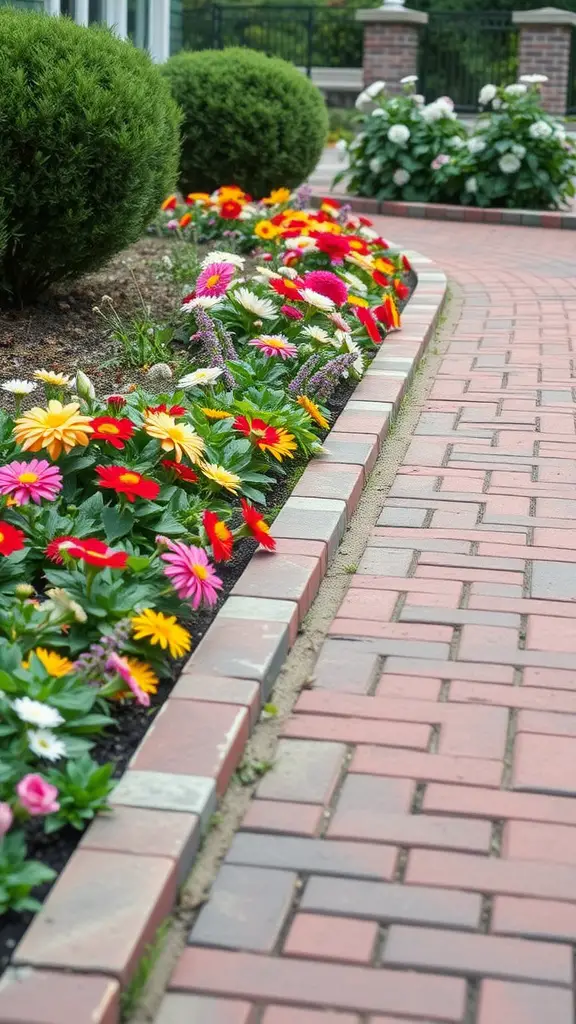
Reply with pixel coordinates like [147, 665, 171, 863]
[0, 9, 181, 306]
[161, 47, 328, 198]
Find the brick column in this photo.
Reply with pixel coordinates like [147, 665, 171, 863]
[513, 7, 576, 115]
[356, 6, 428, 92]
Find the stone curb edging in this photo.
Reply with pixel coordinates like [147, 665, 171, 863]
[0, 252, 447, 1024]
[312, 191, 576, 230]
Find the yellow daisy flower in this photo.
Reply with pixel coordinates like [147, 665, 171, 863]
[259, 427, 298, 461]
[131, 609, 191, 660]
[14, 401, 94, 460]
[347, 295, 370, 308]
[114, 658, 159, 700]
[33, 370, 72, 388]
[24, 648, 74, 678]
[297, 395, 330, 430]
[201, 407, 234, 421]
[254, 220, 280, 240]
[345, 252, 375, 273]
[201, 463, 242, 494]
[262, 187, 291, 206]
[143, 411, 205, 465]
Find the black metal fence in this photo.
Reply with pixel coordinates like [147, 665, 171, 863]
[420, 11, 519, 112]
[568, 28, 576, 115]
[182, 4, 362, 73]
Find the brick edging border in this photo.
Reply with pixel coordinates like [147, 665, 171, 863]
[0, 252, 447, 1024]
[312, 191, 576, 230]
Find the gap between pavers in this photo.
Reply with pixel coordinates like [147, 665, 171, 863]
[0, 252, 447, 1024]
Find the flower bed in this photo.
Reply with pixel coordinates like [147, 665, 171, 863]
[340, 75, 576, 211]
[0, 186, 412, 970]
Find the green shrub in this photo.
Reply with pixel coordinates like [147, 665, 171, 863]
[0, 9, 181, 306]
[161, 47, 328, 198]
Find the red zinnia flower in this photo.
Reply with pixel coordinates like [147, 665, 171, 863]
[402, 254, 412, 272]
[219, 200, 242, 220]
[269, 277, 304, 301]
[394, 279, 410, 301]
[312, 233, 351, 262]
[47, 537, 128, 569]
[203, 510, 233, 562]
[147, 404, 186, 417]
[241, 499, 275, 551]
[373, 270, 390, 289]
[96, 465, 160, 503]
[354, 306, 382, 345]
[90, 417, 134, 450]
[161, 459, 198, 483]
[281, 304, 304, 320]
[106, 395, 126, 411]
[0, 521, 25, 556]
[302, 271, 348, 307]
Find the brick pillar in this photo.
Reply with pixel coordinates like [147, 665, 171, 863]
[356, 6, 428, 92]
[513, 7, 576, 115]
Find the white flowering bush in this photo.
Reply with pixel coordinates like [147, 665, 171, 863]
[337, 77, 467, 202]
[433, 77, 576, 210]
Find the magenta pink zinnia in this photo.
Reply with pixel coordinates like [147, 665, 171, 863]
[249, 335, 298, 360]
[105, 653, 150, 707]
[196, 261, 235, 297]
[302, 270, 348, 307]
[0, 459, 63, 505]
[161, 540, 223, 609]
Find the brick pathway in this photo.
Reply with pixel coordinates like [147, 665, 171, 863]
[156, 221, 576, 1023]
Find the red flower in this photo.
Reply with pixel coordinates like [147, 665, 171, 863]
[96, 465, 160, 503]
[57, 537, 128, 570]
[358, 215, 374, 227]
[269, 277, 304, 301]
[312, 233, 351, 262]
[0, 521, 25, 556]
[373, 270, 390, 289]
[281, 304, 304, 320]
[161, 459, 198, 483]
[347, 237, 370, 256]
[302, 270, 348, 306]
[46, 535, 75, 564]
[354, 306, 382, 345]
[233, 415, 277, 450]
[106, 395, 126, 411]
[373, 237, 391, 250]
[90, 417, 134, 450]
[182, 290, 195, 305]
[402, 254, 412, 272]
[147, 404, 186, 417]
[394, 279, 410, 301]
[219, 200, 243, 220]
[241, 499, 275, 551]
[161, 195, 177, 211]
[203, 510, 233, 562]
[374, 296, 401, 330]
[179, 212, 192, 228]
[320, 197, 341, 214]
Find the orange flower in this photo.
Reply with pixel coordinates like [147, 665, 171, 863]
[241, 499, 275, 551]
[161, 195, 177, 211]
[203, 510, 233, 562]
[179, 212, 192, 228]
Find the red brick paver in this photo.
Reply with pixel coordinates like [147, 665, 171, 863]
[161, 220, 576, 1022]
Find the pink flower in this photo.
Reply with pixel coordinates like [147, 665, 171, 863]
[281, 304, 304, 320]
[328, 311, 351, 333]
[302, 271, 348, 307]
[0, 802, 13, 836]
[249, 335, 298, 360]
[196, 262, 235, 297]
[0, 459, 63, 506]
[167, 219, 179, 230]
[105, 652, 150, 707]
[16, 774, 60, 816]
[161, 541, 223, 609]
[431, 154, 451, 170]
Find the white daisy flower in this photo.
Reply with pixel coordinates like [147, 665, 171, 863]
[14, 697, 64, 729]
[284, 236, 317, 252]
[179, 367, 223, 388]
[278, 266, 299, 280]
[302, 325, 332, 344]
[342, 272, 368, 296]
[232, 287, 278, 319]
[1, 379, 37, 396]
[200, 251, 245, 269]
[181, 295, 222, 311]
[255, 266, 282, 281]
[28, 729, 66, 762]
[299, 289, 335, 312]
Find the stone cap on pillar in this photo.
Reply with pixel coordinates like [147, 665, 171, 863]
[356, 5, 428, 24]
[512, 6, 576, 25]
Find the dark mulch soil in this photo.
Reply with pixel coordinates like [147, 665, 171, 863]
[0, 237, 416, 972]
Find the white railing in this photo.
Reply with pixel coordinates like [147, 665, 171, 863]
[43, 0, 171, 61]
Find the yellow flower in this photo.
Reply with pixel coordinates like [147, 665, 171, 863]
[347, 295, 370, 308]
[24, 648, 74, 678]
[33, 370, 72, 388]
[131, 609, 191, 660]
[114, 658, 159, 700]
[374, 257, 396, 276]
[187, 192, 211, 204]
[14, 400, 94, 460]
[201, 407, 234, 421]
[297, 395, 330, 430]
[260, 427, 298, 461]
[254, 220, 280, 240]
[144, 411, 205, 465]
[345, 252, 375, 273]
[201, 463, 242, 494]
[263, 187, 291, 205]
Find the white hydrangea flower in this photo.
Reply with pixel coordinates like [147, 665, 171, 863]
[355, 81, 385, 110]
[478, 84, 497, 105]
[28, 729, 66, 762]
[465, 177, 478, 194]
[468, 137, 487, 154]
[14, 698, 64, 729]
[400, 75, 418, 85]
[1, 379, 37, 396]
[179, 367, 223, 388]
[366, 80, 386, 98]
[349, 132, 365, 151]
[387, 123, 411, 145]
[200, 251, 245, 269]
[412, 94, 425, 106]
[553, 125, 566, 141]
[299, 289, 335, 312]
[448, 136, 465, 149]
[492, 98, 502, 110]
[519, 74, 548, 84]
[511, 143, 526, 159]
[504, 83, 528, 97]
[371, 108, 387, 118]
[232, 287, 277, 319]
[393, 168, 411, 186]
[421, 98, 456, 122]
[529, 120, 554, 140]
[369, 157, 383, 174]
[498, 153, 521, 174]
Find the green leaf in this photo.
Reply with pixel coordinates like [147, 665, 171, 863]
[102, 505, 134, 543]
[126, 555, 151, 572]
